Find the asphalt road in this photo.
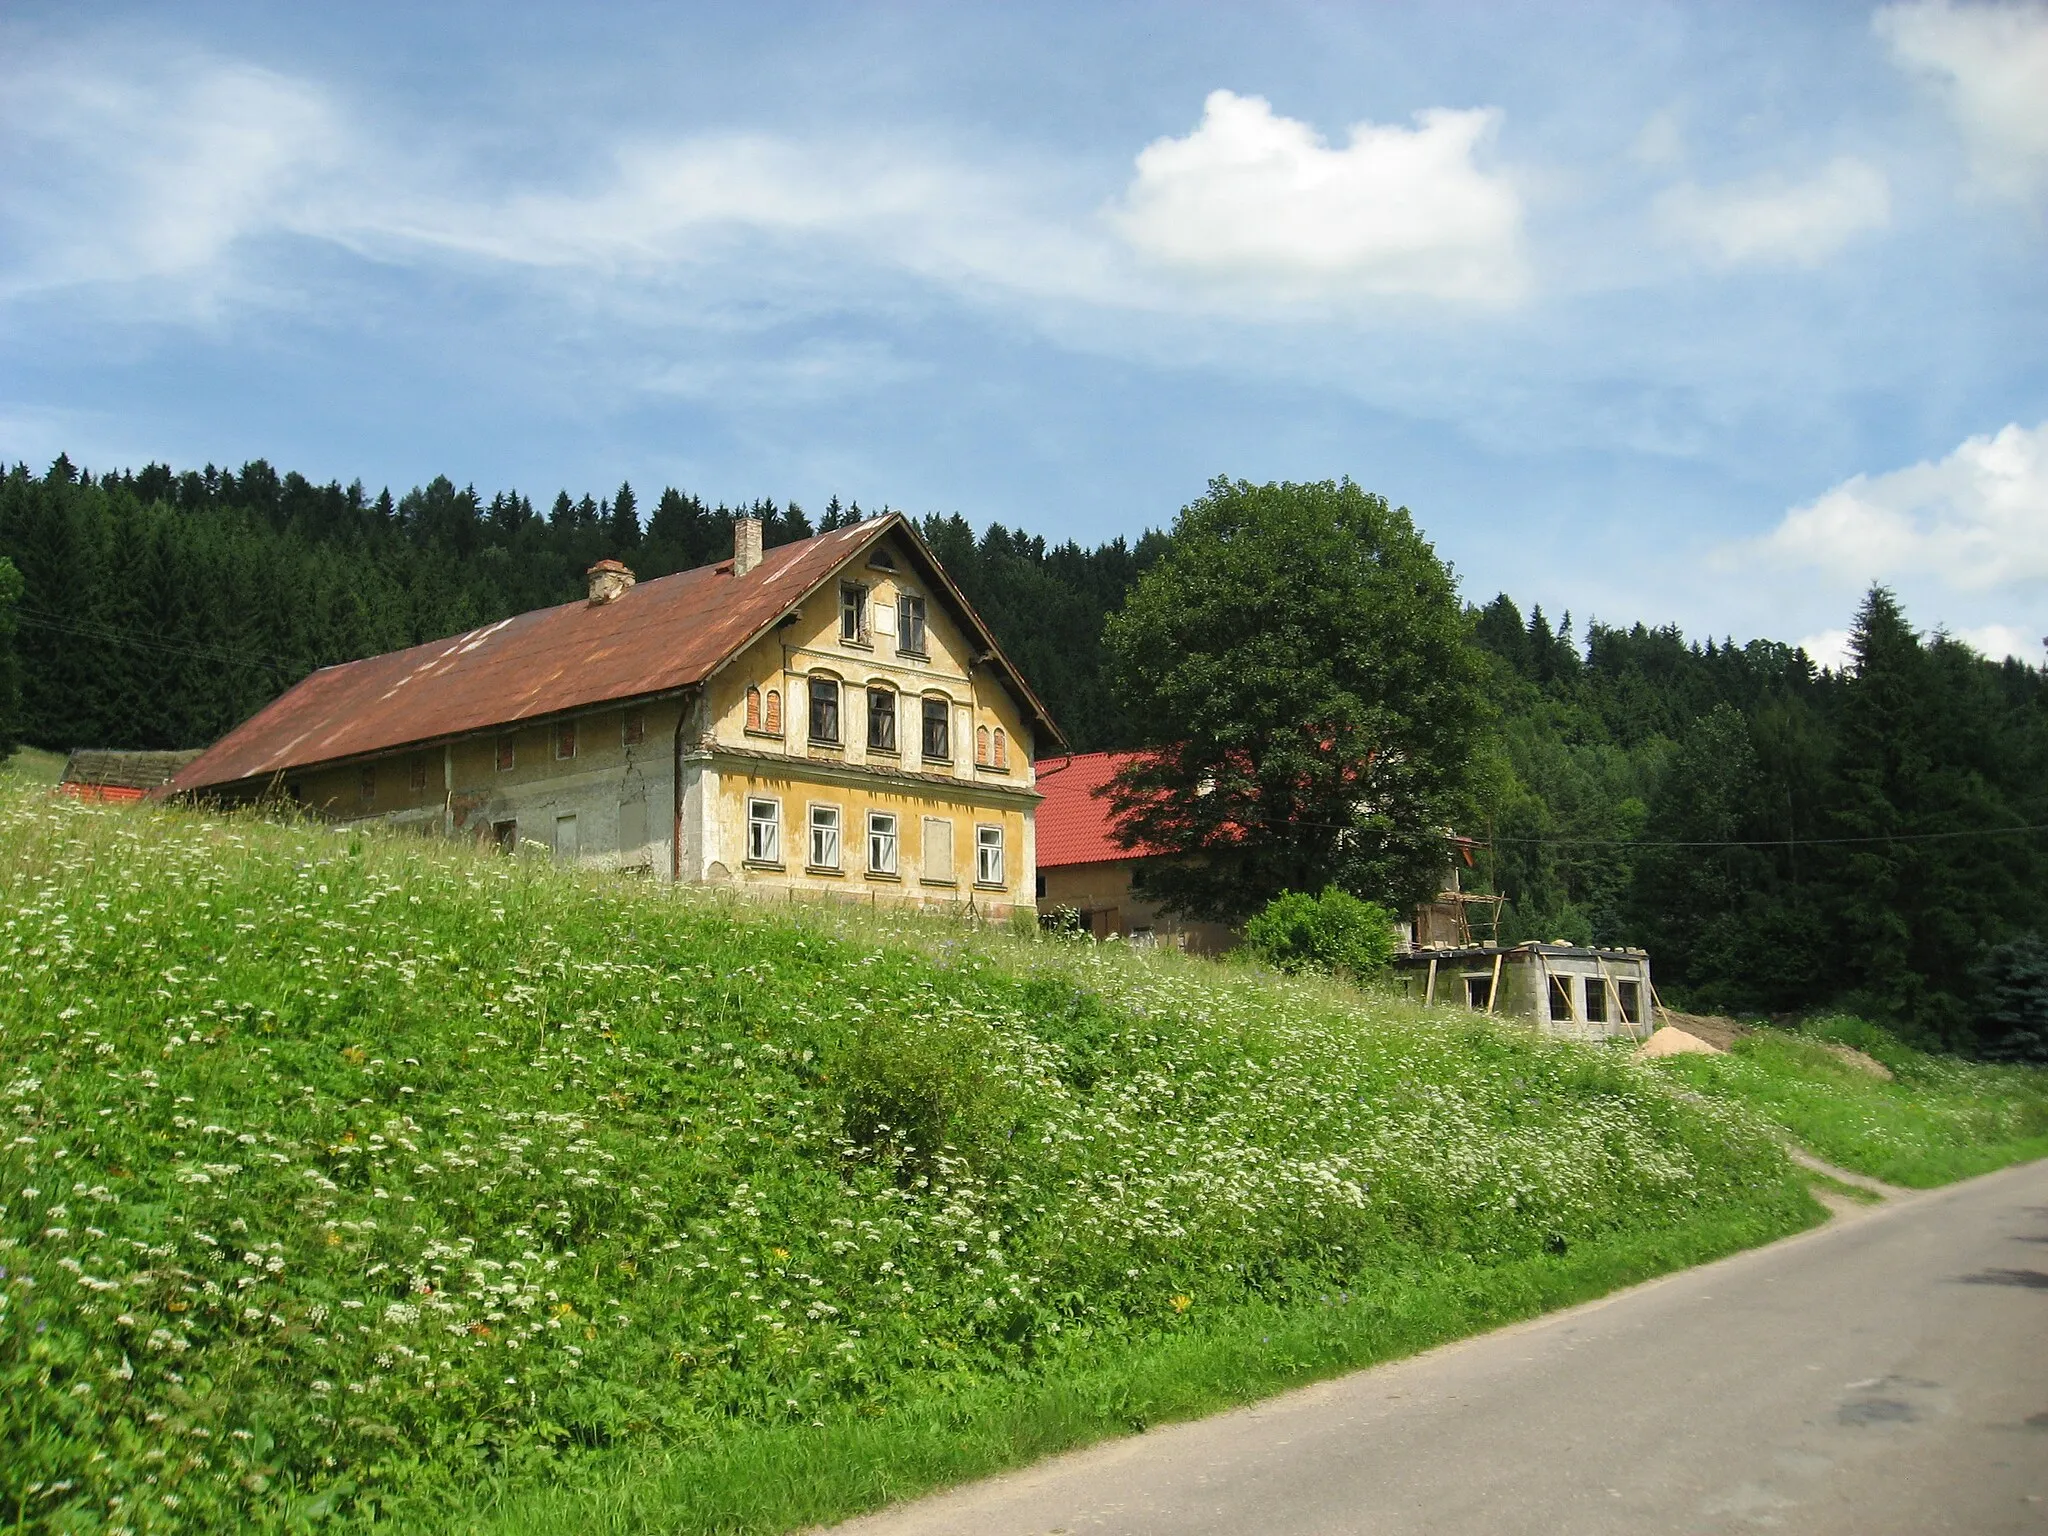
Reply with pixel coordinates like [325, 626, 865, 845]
[829, 1158, 2048, 1535]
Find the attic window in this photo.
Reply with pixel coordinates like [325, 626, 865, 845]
[410, 756, 428, 792]
[496, 738, 515, 772]
[840, 583, 869, 644]
[359, 766, 376, 805]
[556, 722, 576, 761]
[866, 546, 897, 572]
[993, 728, 1008, 770]
[622, 710, 645, 747]
[897, 593, 927, 656]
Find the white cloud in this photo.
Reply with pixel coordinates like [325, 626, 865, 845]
[1794, 628, 1856, 669]
[0, 52, 345, 297]
[1110, 90, 1527, 305]
[1877, 0, 2048, 200]
[1655, 157, 1891, 266]
[1758, 419, 2048, 590]
[1950, 621, 2044, 660]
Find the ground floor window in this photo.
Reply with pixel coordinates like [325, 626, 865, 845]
[1583, 976, 1608, 1023]
[747, 797, 782, 865]
[1548, 974, 1575, 1021]
[868, 811, 899, 875]
[1617, 979, 1641, 1024]
[492, 819, 516, 852]
[1465, 974, 1493, 1009]
[922, 816, 954, 883]
[554, 813, 579, 860]
[975, 823, 1005, 886]
[808, 803, 842, 870]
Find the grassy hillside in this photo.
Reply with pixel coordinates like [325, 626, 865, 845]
[1652, 1018, 2048, 1187]
[0, 790, 1828, 1532]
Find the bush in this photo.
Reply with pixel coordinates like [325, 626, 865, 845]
[1243, 887, 1398, 979]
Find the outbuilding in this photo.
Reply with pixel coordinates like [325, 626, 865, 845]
[1392, 942, 1656, 1042]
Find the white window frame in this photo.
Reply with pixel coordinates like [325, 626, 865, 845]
[807, 802, 842, 872]
[746, 796, 782, 866]
[975, 823, 1005, 888]
[867, 811, 899, 876]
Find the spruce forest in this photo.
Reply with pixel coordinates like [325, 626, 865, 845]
[1, 456, 2042, 1054]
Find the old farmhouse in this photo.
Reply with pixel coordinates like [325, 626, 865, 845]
[163, 514, 1063, 920]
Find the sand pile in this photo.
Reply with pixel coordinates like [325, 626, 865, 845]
[1635, 1025, 1723, 1060]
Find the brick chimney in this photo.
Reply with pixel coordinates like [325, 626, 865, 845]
[733, 515, 763, 577]
[586, 559, 635, 605]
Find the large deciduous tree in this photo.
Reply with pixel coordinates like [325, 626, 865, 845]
[1102, 477, 1485, 924]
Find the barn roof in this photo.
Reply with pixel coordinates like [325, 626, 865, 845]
[165, 514, 1062, 797]
[1033, 749, 1168, 868]
[62, 749, 202, 791]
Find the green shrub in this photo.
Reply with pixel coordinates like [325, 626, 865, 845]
[1242, 887, 1398, 979]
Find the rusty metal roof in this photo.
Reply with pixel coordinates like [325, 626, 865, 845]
[166, 515, 1064, 797]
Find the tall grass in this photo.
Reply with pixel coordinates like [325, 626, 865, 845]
[0, 791, 1818, 1532]
[1653, 1017, 2048, 1187]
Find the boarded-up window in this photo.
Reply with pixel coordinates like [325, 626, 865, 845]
[619, 797, 647, 862]
[622, 710, 646, 746]
[556, 722, 576, 760]
[921, 816, 954, 883]
[746, 686, 762, 732]
[554, 813, 579, 860]
[976, 725, 990, 766]
[764, 688, 782, 734]
[993, 729, 1008, 770]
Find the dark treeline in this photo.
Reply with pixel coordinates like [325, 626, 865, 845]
[0, 456, 1157, 757]
[1469, 592, 2048, 1050]
[1, 454, 2041, 1050]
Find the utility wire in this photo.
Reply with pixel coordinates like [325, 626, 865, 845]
[12, 608, 302, 677]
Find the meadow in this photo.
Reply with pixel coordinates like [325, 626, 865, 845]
[0, 789, 1896, 1531]
[1655, 1017, 2048, 1187]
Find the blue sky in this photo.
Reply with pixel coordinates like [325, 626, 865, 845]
[3, 1, 2044, 663]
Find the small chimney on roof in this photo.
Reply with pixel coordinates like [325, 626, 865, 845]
[586, 559, 635, 605]
[733, 515, 763, 577]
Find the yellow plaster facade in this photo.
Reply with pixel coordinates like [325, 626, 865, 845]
[282, 525, 1044, 918]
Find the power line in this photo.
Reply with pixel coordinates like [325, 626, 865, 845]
[12, 608, 301, 677]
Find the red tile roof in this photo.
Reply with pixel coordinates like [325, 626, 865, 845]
[1033, 749, 1166, 868]
[166, 515, 1062, 797]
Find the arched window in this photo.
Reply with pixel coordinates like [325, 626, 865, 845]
[746, 686, 762, 732]
[993, 728, 1008, 770]
[976, 725, 991, 766]
[765, 688, 782, 734]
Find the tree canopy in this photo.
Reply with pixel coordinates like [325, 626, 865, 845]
[1101, 477, 1486, 924]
